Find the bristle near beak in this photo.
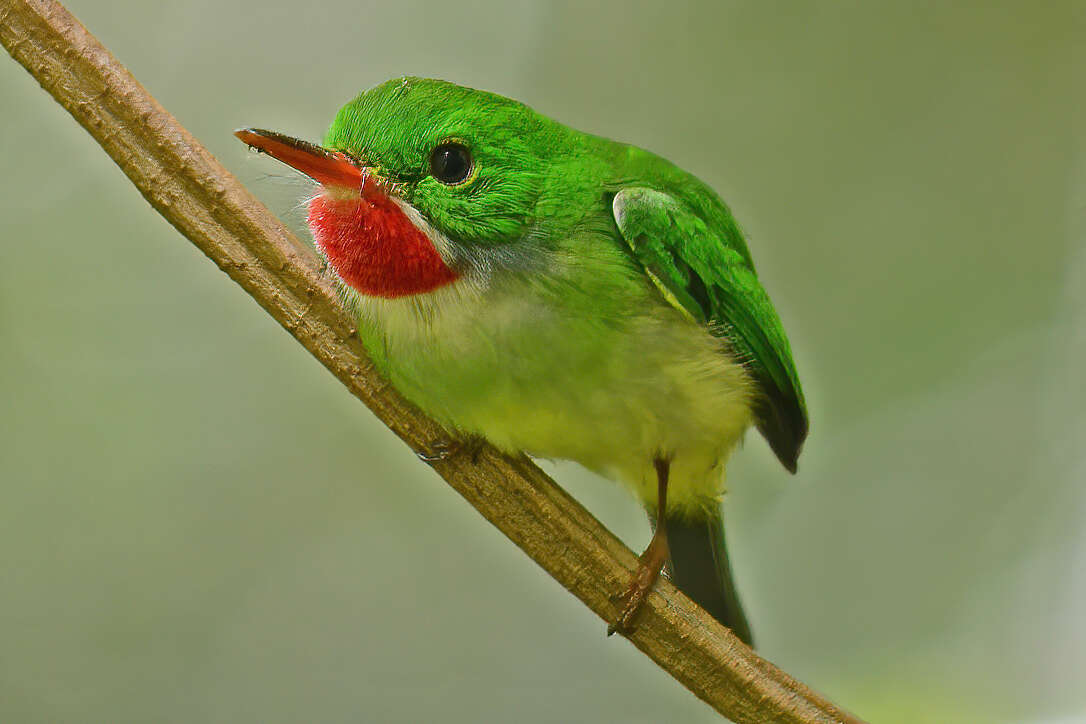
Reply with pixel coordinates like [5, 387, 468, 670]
[234, 128, 364, 189]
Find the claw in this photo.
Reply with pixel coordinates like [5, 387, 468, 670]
[608, 585, 646, 636]
[416, 436, 484, 464]
[417, 439, 456, 462]
[607, 555, 664, 636]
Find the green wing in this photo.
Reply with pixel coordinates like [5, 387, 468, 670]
[613, 187, 808, 472]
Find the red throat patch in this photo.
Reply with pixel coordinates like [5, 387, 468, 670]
[307, 193, 460, 298]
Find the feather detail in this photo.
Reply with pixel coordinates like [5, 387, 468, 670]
[307, 192, 459, 298]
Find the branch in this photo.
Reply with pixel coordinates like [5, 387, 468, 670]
[0, 2, 863, 721]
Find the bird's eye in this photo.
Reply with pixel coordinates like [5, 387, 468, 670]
[429, 142, 473, 185]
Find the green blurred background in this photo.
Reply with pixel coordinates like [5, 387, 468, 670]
[2, 2, 1083, 722]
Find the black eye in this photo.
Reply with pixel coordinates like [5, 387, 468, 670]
[429, 142, 473, 185]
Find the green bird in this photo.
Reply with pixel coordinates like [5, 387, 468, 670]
[235, 77, 807, 645]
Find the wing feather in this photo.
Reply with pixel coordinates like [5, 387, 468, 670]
[613, 187, 808, 472]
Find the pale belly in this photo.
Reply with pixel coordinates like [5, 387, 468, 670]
[350, 272, 755, 516]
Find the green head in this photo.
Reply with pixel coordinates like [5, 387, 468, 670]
[324, 77, 574, 246]
[236, 77, 608, 298]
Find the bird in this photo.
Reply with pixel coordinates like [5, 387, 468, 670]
[234, 77, 807, 645]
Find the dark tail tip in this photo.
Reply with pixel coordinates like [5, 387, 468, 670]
[665, 511, 754, 647]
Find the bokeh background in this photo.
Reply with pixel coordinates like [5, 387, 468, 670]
[2, 2, 1083, 722]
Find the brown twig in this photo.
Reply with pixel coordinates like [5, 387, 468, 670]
[0, 1, 864, 721]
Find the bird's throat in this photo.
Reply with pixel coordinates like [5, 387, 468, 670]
[307, 192, 459, 298]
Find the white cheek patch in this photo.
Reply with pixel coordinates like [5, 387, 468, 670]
[387, 196, 496, 298]
[335, 197, 488, 343]
[390, 197, 457, 263]
[340, 197, 559, 347]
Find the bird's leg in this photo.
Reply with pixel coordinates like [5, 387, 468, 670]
[608, 457, 671, 636]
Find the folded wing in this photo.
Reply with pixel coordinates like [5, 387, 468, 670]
[613, 187, 808, 472]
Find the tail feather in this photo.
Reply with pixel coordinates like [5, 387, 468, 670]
[662, 510, 754, 647]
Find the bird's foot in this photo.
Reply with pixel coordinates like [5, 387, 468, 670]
[416, 436, 484, 464]
[607, 529, 670, 636]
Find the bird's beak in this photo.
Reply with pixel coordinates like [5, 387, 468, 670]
[234, 128, 366, 190]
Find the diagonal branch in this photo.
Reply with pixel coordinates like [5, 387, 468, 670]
[0, 1, 863, 722]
